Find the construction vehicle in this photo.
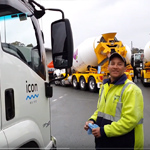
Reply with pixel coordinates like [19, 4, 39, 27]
[131, 53, 144, 81]
[141, 41, 150, 86]
[54, 33, 133, 92]
[47, 61, 55, 80]
[0, 0, 73, 149]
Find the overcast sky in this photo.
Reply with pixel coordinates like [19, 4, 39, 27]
[36, 0, 150, 50]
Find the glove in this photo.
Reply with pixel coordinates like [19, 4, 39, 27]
[87, 123, 99, 135]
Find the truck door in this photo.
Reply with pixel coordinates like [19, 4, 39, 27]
[0, 131, 8, 148]
[0, 104, 8, 148]
[0, 6, 51, 148]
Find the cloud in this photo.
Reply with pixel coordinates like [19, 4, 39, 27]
[36, 0, 150, 49]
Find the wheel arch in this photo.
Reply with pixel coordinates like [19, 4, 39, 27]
[18, 141, 39, 149]
[4, 120, 44, 149]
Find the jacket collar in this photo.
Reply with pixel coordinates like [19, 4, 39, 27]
[103, 74, 127, 85]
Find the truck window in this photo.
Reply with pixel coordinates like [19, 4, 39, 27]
[135, 54, 140, 61]
[0, 11, 46, 80]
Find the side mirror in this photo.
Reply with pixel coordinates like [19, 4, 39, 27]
[51, 19, 73, 69]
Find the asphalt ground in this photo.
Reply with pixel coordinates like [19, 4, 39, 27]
[50, 79, 150, 149]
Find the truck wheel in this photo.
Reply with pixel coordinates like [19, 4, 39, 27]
[142, 77, 146, 87]
[79, 76, 87, 90]
[72, 76, 79, 89]
[60, 75, 66, 87]
[54, 80, 60, 86]
[141, 73, 146, 86]
[88, 77, 97, 92]
[52, 145, 57, 150]
[60, 80, 66, 87]
[141, 75, 143, 83]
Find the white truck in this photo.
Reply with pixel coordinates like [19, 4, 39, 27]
[141, 41, 150, 86]
[0, 0, 73, 149]
[131, 53, 144, 81]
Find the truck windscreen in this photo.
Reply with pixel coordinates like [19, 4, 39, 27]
[0, 11, 46, 80]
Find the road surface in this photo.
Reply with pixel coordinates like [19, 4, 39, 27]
[50, 79, 150, 149]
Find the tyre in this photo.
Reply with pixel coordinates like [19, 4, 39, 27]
[54, 74, 60, 86]
[52, 145, 57, 150]
[60, 75, 66, 87]
[88, 76, 97, 92]
[60, 79, 66, 87]
[54, 80, 60, 86]
[141, 75, 143, 83]
[142, 77, 146, 87]
[79, 76, 87, 90]
[72, 76, 79, 89]
[141, 73, 146, 87]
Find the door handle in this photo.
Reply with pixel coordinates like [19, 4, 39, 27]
[5, 89, 15, 121]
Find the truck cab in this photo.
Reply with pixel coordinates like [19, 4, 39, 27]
[0, 0, 73, 149]
[131, 53, 144, 80]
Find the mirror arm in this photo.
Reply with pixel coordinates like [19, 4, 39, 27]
[29, 0, 45, 10]
[45, 9, 65, 19]
[49, 68, 68, 85]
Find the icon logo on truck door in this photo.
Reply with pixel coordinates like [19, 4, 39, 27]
[26, 81, 38, 93]
[26, 94, 39, 100]
[26, 81, 39, 101]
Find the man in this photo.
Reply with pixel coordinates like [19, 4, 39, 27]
[84, 52, 144, 150]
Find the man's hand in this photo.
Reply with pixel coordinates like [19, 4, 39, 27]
[84, 121, 94, 131]
[92, 127, 101, 138]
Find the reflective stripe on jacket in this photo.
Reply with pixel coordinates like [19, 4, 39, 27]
[89, 76, 144, 149]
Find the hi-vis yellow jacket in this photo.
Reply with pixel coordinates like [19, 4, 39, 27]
[89, 74, 144, 150]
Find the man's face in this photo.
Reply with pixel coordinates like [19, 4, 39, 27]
[108, 57, 126, 81]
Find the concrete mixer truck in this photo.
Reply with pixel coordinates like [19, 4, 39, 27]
[141, 41, 150, 86]
[54, 32, 133, 92]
